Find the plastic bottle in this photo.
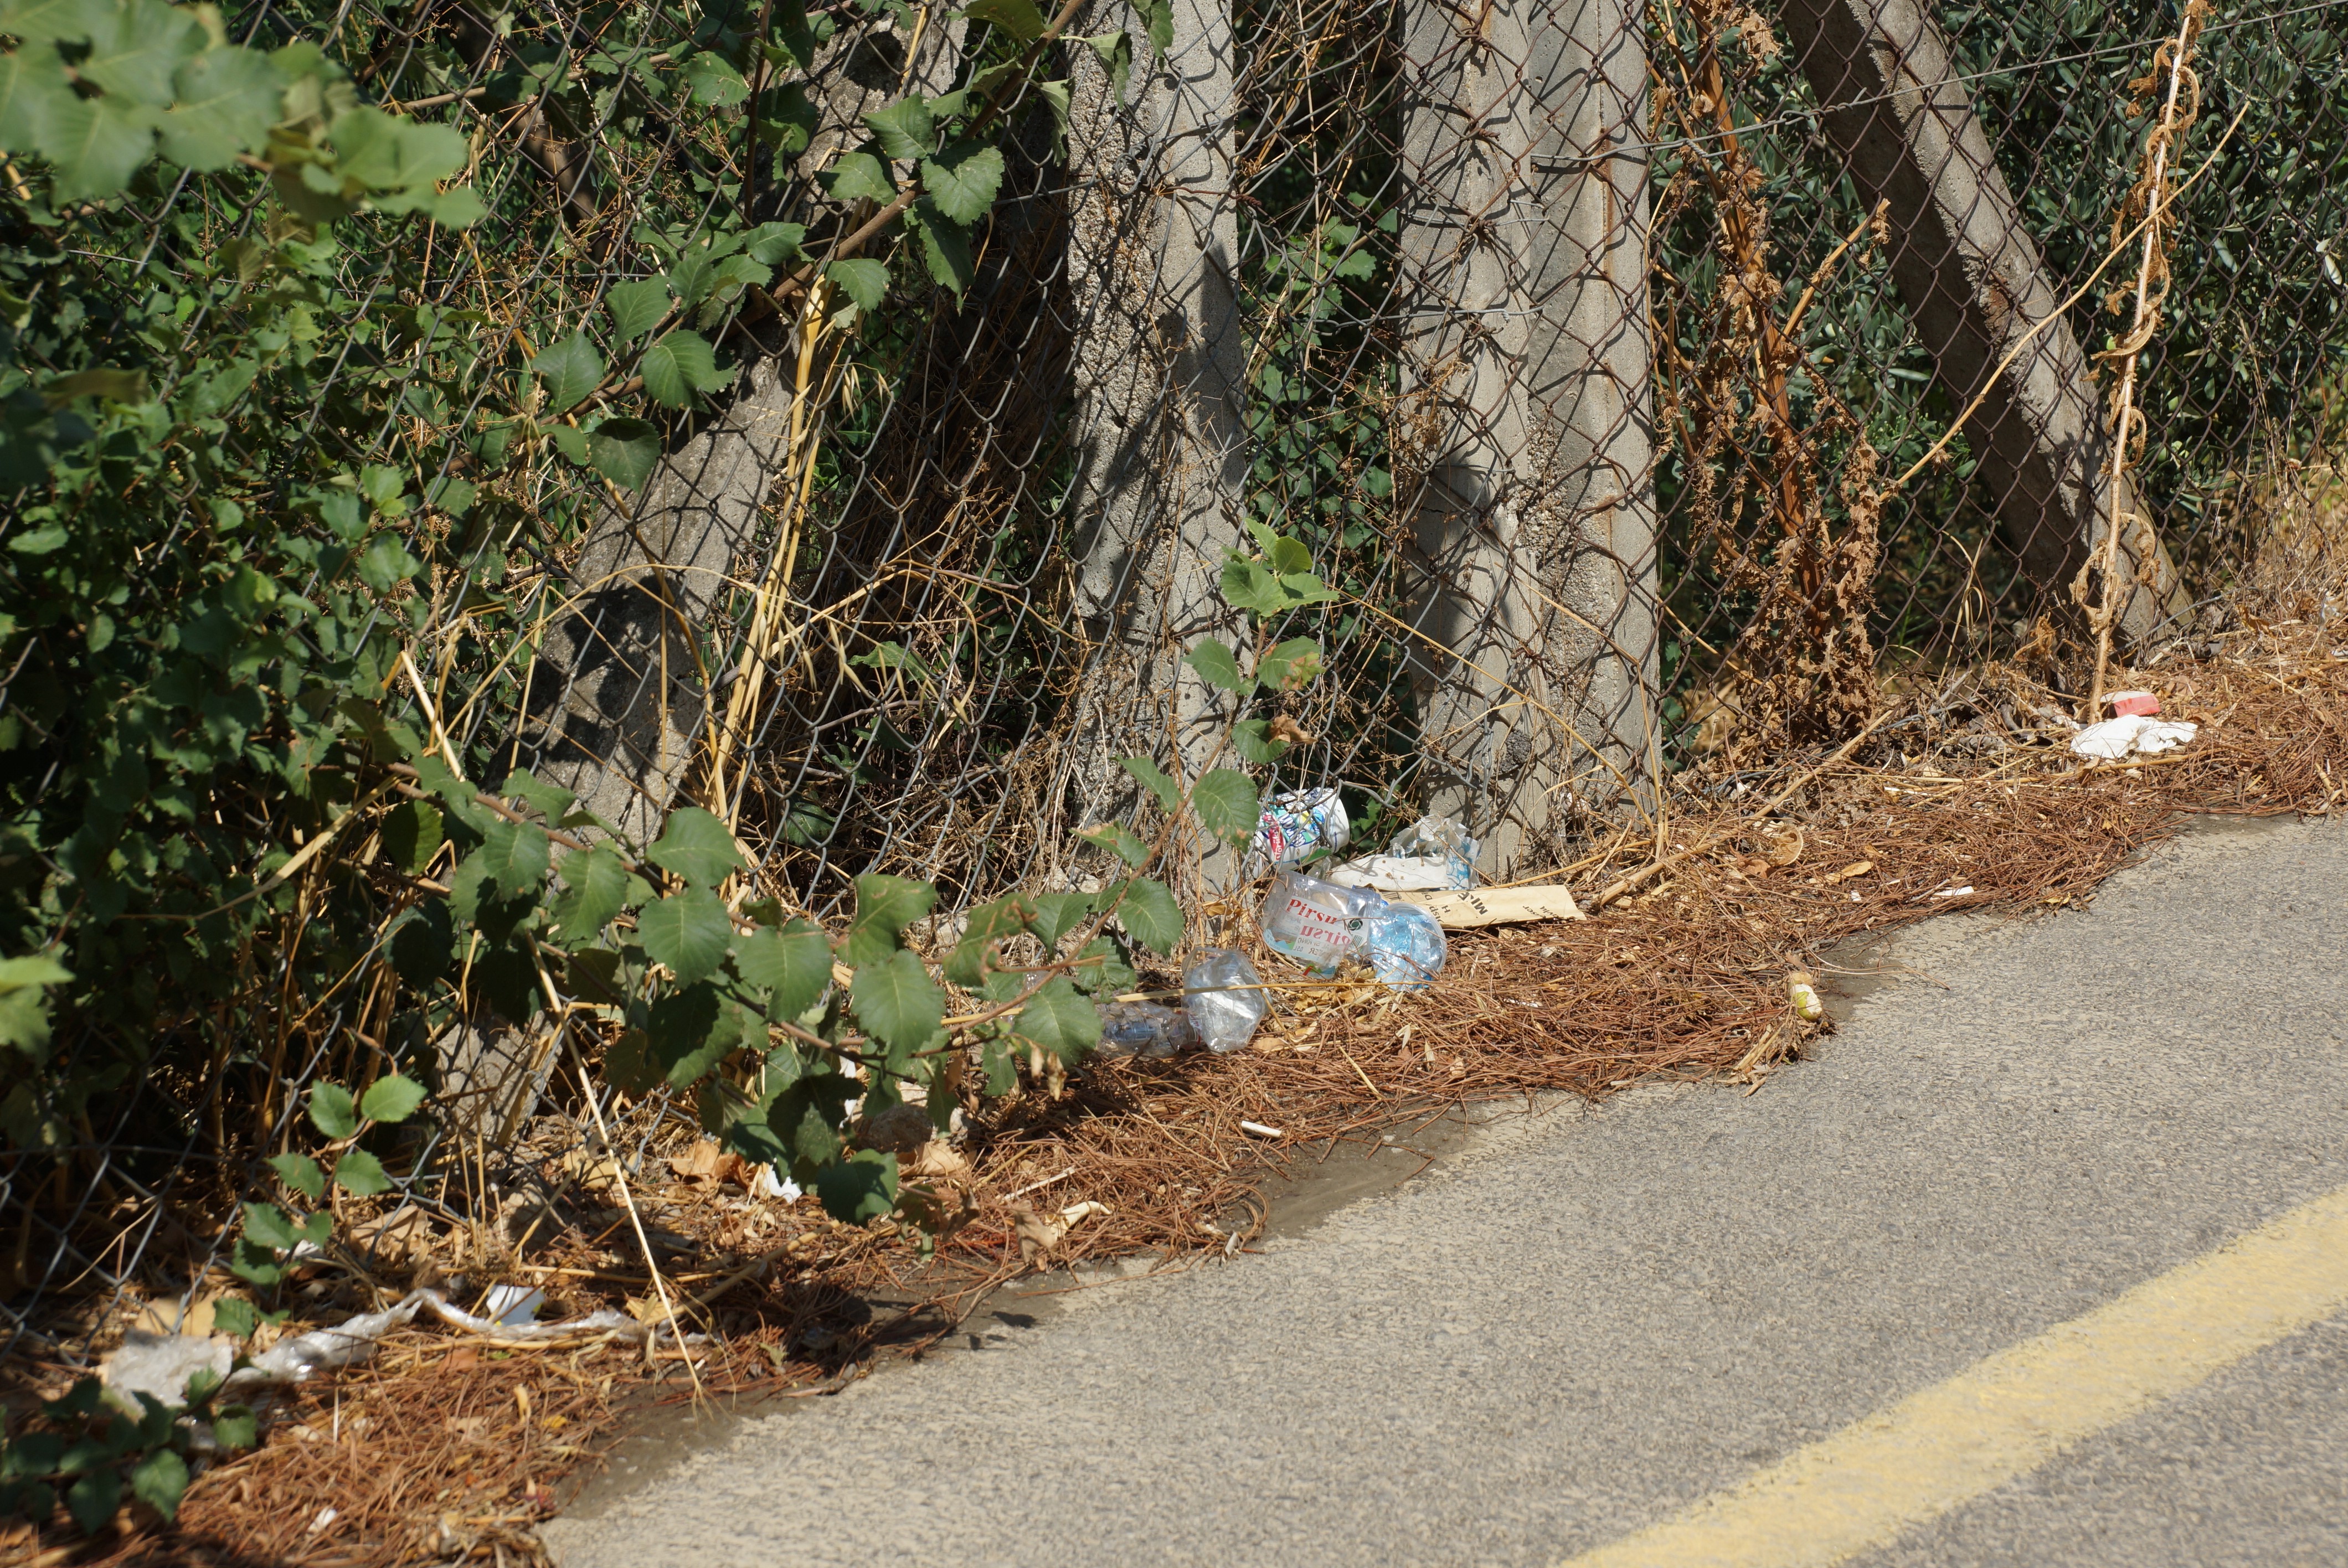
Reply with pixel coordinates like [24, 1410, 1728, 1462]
[1259, 866, 1382, 974]
[1362, 901, 1447, 989]
[1182, 948, 1267, 1053]
[1093, 1000, 1199, 1060]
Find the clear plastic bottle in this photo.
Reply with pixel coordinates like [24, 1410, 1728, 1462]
[1362, 901, 1447, 989]
[1093, 1000, 1199, 1059]
[1183, 948, 1268, 1053]
[1259, 866, 1382, 974]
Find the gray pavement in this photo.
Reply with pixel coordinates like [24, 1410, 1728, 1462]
[546, 816, 2348, 1568]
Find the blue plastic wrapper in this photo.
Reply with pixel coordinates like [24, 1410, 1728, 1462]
[1362, 901, 1447, 989]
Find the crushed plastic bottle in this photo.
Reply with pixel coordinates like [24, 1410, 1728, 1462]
[1092, 1000, 1199, 1060]
[1362, 900, 1447, 989]
[1183, 948, 1268, 1053]
[1259, 865, 1382, 974]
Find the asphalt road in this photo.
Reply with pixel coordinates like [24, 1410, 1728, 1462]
[547, 815, 2348, 1568]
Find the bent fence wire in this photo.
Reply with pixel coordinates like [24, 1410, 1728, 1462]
[5, 0, 2344, 1365]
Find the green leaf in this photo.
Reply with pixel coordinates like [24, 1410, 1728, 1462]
[1118, 756, 1180, 813]
[647, 807, 748, 887]
[66, 1465, 119, 1534]
[128, 1447, 187, 1520]
[1190, 768, 1259, 846]
[918, 139, 1003, 226]
[962, 0, 1046, 41]
[1075, 822, 1152, 868]
[605, 277, 672, 342]
[944, 893, 1033, 986]
[639, 329, 732, 409]
[378, 799, 443, 876]
[841, 874, 935, 966]
[242, 1200, 298, 1251]
[530, 332, 604, 414]
[549, 846, 630, 942]
[547, 421, 590, 465]
[157, 45, 281, 171]
[307, 1082, 357, 1139]
[477, 818, 551, 900]
[212, 1405, 258, 1449]
[603, 1027, 661, 1094]
[909, 201, 974, 296]
[1182, 637, 1250, 693]
[814, 1148, 898, 1223]
[1010, 976, 1100, 1065]
[1026, 891, 1091, 950]
[0, 954, 68, 1060]
[1070, 934, 1136, 996]
[850, 947, 944, 1051]
[333, 1148, 392, 1196]
[210, 1298, 257, 1340]
[587, 416, 663, 489]
[77, 0, 204, 102]
[862, 96, 935, 161]
[1139, 0, 1173, 53]
[267, 1152, 324, 1201]
[0, 47, 80, 161]
[821, 148, 895, 204]
[741, 221, 806, 264]
[390, 901, 454, 986]
[1219, 554, 1287, 617]
[639, 885, 733, 987]
[1078, 29, 1134, 106]
[679, 50, 749, 105]
[1255, 636, 1323, 692]
[502, 767, 576, 823]
[328, 106, 468, 196]
[44, 92, 158, 203]
[1107, 876, 1182, 953]
[1229, 718, 1289, 766]
[733, 921, 832, 1021]
[0, 0, 94, 47]
[358, 1072, 427, 1125]
[645, 983, 755, 1087]
[825, 257, 889, 311]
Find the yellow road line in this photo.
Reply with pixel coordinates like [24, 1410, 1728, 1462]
[1563, 1182, 2348, 1568]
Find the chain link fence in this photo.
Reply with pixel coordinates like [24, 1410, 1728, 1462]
[4, 0, 2343, 1377]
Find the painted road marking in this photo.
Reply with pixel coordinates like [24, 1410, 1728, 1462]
[1562, 1181, 2348, 1568]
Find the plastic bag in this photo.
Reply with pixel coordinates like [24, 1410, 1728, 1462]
[1183, 948, 1267, 1053]
[1253, 787, 1349, 867]
[2070, 715, 2197, 760]
[1362, 901, 1446, 989]
[1260, 866, 1382, 973]
[1326, 813, 1477, 892]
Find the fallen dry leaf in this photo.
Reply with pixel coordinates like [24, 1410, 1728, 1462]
[1012, 1199, 1111, 1262]
[905, 1139, 969, 1179]
[1825, 859, 1875, 884]
[1752, 824, 1805, 868]
[669, 1139, 726, 1185]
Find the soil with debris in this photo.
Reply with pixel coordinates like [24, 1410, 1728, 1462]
[11, 621, 2344, 1567]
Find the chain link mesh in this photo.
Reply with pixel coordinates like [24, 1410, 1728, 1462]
[4, 0, 2343, 1370]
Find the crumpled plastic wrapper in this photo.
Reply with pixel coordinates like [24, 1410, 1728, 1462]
[2070, 715, 2198, 760]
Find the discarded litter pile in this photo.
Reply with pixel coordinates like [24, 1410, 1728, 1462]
[15, 626, 2344, 1568]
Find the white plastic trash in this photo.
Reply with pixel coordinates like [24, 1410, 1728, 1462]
[2070, 715, 2197, 761]
[1327, 813, 1476, 892]
[1259, 866, 1382, 974]
[1183, 948, 1268, 1053]
[1253, 787, 1348, 867]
